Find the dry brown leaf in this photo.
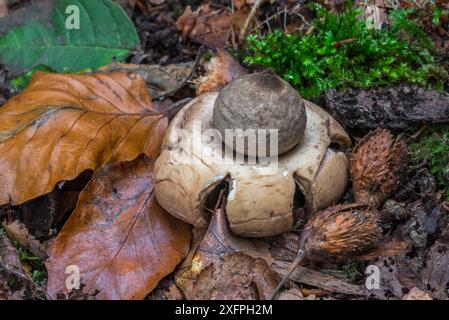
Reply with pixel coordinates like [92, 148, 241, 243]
[402, 287, 433, 300]
[176, 5, 229, 49]
[197, 50, 248, 95]
[176, 4, 234, 49]
[2, 220, 47, 260]
[421, 241, 449, 300]
[46, 157, 191, 300]
[99, 62, 193, 99]
[0, 71, 168, 206]
[175, 205, 276, 300]
[277, 288, 304, 300]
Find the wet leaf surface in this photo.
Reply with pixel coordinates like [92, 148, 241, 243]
[46, 158, 191, 300]
[0, 71, 168, 206]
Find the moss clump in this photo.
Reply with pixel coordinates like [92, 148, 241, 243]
[410, 125, 449, 201]
[243, 3, 442, 99]
[342, 260, 366, 283]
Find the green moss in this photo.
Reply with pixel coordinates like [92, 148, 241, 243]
[243, 2, 443, 99]
[9, 239, 47, 285]
[410, 125, 449, 201]
[342, 260, 365, 283]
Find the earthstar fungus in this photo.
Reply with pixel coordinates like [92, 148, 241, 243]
[155, 72, 352, 237]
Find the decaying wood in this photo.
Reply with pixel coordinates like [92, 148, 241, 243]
[268, 232, 367, 297]
[271, 260, 366, 296]
[325, 85, 449, 130]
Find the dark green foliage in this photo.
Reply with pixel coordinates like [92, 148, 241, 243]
[410, 125, 449, 201]
[17, 247, 47, 285]
[0, 0, 140, 82]
[244, 3, 439, 99]
[342, 260, 365, 283]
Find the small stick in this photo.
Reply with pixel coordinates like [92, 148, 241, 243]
[411, 124, 428, 141]
[0, 0, 7, 18]
[240, 0, 265, 42]
[157, 46, 204, 101]
[268, 249, 306, 300]
[334, 38, 358, 48]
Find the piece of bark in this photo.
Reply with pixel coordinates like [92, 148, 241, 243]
[271, 260, 366, 296]
[325, 85, 449, 130]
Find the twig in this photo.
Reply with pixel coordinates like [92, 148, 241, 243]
[239, 0, 265, 42]
[157, 46, 204, 101]
[443, 201, 449, 213]
[283, 5, 287, 32]
[0, 0, 7, 18]
[268, 249, 305, 300]
[411, 124, 429, 141]
[272, 260, 367, 296]
[334, 37, 358, 48]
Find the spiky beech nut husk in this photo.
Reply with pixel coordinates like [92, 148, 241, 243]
[213, 70, 307, 156]
[299, 203, 382, 259]
[350, 129, 407, 209]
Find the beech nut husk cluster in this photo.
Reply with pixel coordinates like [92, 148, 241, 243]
[154, 72, 352, 237]
[300, 203, 383, 259]
[350, 129, 407, 209]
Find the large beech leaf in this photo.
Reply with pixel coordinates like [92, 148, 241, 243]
[0, 0, 140, 78]
[46, 157, 192, 300]
[0, 71, 168, 205]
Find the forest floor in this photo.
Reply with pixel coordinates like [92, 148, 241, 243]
[1, 0, 449, 301]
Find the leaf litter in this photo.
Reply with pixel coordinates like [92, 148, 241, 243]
[1, 0, 449, 301]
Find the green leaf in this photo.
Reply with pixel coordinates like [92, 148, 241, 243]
[0, 0, 140, 78]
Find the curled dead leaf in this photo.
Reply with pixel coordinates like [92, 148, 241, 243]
[176, 4, 249, 49]
[99, 62, 193, 99]
[197, 50, 248, 95]
[421, 241, 449, 300]
[0, 71, 168, 206]
[46, 157, 191, 300]
[2, 220, 47, 260]
[176, 4, 232, 49]
[175, 203, 276, 300]
[402, 287, 433, 300]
